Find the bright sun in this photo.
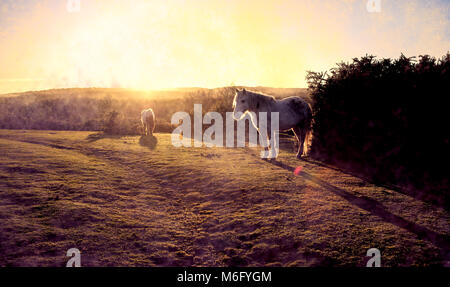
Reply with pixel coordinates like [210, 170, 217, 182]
[0, 0, 448, 94]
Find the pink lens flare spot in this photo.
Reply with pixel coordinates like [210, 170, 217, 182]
[294, 166, 303, 176]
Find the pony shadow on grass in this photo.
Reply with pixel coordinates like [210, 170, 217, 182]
[86, 132, 157, 149]
[139, 135, 157, 149]
[86, 132, 124, 142]
[263, 157, 450, 261]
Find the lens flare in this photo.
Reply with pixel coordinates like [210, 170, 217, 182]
[293, 166, 303, 176]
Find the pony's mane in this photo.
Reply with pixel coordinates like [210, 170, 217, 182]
[233, 89, 276, 110]
[246, 90, 276, 109]
[246, 90, 276, 101]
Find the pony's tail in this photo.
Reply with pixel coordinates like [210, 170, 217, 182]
[304, 105, 313, 156]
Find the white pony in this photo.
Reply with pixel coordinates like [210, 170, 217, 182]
[233, 88, 312, 159]
[141, 108, 155, 136]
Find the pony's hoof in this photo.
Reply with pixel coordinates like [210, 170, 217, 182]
[260, 150, 270, 159]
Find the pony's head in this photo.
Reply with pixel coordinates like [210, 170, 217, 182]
[232, 88, 251, 120]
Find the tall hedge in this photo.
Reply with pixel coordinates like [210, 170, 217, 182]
[307, 54, 449, 207]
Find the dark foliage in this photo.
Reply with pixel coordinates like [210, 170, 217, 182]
[307, 53, 450, 207]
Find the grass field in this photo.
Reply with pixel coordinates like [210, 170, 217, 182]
[0, 129, 449, 266]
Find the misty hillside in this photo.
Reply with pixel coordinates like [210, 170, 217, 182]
[0, 87, 308, 99]
[0, 87, 309, 134]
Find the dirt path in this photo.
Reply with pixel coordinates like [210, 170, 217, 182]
[0, 130, 448, 266]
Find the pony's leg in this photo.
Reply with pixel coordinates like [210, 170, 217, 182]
[299, 128, 307, 156]
[260, 136, 270, 159]
[269, 130, 278, 159]
[266, 119, 277, 159]
[259, 129, 271, 159]
[292, 126, 304, 159]
[258, 120, 271, 159]
[149, 117, 155, 137]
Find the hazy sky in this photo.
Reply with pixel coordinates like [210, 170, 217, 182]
[0, 0, 448, 94]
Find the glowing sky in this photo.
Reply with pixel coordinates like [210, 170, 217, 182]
[0, 0, 448, 94]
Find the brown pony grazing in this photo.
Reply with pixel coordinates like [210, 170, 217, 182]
[141, 108, 155, 136]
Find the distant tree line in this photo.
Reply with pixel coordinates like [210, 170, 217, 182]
[307, 53, 449, 207]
